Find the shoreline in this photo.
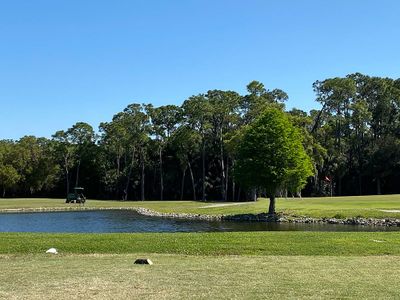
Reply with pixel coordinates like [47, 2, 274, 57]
[1, 206, 400, 227]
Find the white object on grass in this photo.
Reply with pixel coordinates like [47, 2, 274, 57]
[46, 248, 58, 254]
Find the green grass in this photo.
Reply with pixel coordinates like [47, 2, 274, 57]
[1, 254, 399, 299]
[1, 232, 400, 299]
[1, 231, 400, 256]
[1, 194, 400, 218]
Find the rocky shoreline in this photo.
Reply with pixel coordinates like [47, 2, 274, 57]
[1, 206, 399, 227]
[223, 213, 400, 227]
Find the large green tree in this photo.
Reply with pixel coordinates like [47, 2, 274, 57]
[121, 104, 150, 201]
[146, 104, 182, 200]
[66, 122, 96, 188]
[207, 90, 241, 201]
[234, 108, 313, 214]
[182, 95, 212, 201]
[15, 136, 59, 195]
[170, 125, 201, 200]
[99, 116, 128, 198]
[0, 140, 20, 197]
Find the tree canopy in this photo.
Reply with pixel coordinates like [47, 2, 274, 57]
[1, 74, 400, 201]
[234, 108, 313, 214]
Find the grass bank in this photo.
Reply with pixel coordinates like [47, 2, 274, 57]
[1, 231, 400, 256]
[1, 194, 400, 219]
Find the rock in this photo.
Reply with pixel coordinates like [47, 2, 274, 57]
[134, 258, 153, 265]
[46, 248, 58, 254]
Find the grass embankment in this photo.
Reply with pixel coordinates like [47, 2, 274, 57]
[1, 194, 400, 218]
[1, 231, 400, 256]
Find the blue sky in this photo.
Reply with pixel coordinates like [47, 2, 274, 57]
[1, 0, 399, 139]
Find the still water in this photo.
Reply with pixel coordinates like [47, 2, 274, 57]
[0, 210, 398, 233]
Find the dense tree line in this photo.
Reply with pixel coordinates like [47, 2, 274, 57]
[1, 73, 399, 200]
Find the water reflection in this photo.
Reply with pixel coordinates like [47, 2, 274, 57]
[0, 210, 398, 233]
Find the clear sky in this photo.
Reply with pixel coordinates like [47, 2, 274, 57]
[1, 0, 399, 139]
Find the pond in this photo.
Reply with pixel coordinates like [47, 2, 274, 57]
[0, 210, 399, 233]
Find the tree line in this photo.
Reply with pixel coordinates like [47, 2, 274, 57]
[1, 73, 399, 200]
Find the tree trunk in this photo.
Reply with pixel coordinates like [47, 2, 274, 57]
[2, 187, 5, 198]
[311, 102, 327, 133]
[188, 161, 196, 201]
[141, 157, 145, 201]
[225, 157, 229, 202]
[116, 153, 121, 177]
[159, 146, 163, 201]
[251, 188, 257, 201]
[220, 129, 226, 201]
[231, 160, 235, 202]
[202, 139, 206, 201]
[64, 155, 70, 195]
[268, 195, 276, 215]
[237, 187, 241, 202]
[116, 153, 121, 198]
[376, 177, 381, 195]
[180, 167, 187, 200]
[123, 150, 135, 201]
[65, 168, 69, 195]
[232, 180, 235, 203]
[75, 159, 81, 187]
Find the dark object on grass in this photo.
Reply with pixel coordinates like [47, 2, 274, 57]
[66, 187, 86, 204]
[134, 258, 153, 265]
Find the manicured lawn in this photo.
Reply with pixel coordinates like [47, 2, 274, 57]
[1, 231, 400, 256]
[277, 194, 400, 219]
[1, 253, 399, 299]
[1, 194, 400, 218]
[1, 232, 400, 299]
